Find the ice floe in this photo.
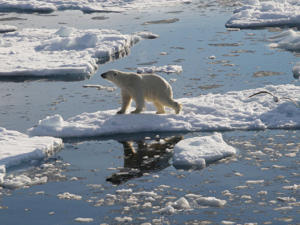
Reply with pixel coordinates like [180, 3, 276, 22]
[268, 29, 300, 52]
[28, 84, 300, 138]
[0, 24, 17, 33]
[0, 27, 149, 80]
[226, 0, 300, 29]
[0, 127, 62, 188]
[137, 65, 183, 74]
[0, 0, 189, 13]
[172, 133, 236, 169]
[268, 29, 300, 79]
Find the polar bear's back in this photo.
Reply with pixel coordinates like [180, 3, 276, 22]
[140, 73, 173, 99]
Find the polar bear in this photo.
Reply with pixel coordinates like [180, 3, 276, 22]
[101, 70, 182, 114]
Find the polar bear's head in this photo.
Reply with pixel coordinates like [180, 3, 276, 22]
[101, 69, 132, 87]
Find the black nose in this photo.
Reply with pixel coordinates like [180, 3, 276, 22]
[101, 73, 107, 78]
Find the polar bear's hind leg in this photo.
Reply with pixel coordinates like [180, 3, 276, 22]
[154, 101, 166, 114]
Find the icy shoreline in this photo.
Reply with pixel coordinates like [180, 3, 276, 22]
[28, 84, 300, 138]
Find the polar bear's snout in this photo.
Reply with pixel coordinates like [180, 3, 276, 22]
[101, 72, 107, 79]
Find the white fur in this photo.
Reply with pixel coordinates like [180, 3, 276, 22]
[101, 70, 182, 114]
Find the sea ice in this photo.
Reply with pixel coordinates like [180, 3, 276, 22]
[0, 25, 17, 33]
[0, 127, 63, 170]
[0, 0, 189, 13]
[172, 133, 236, 169]
[28, 84, 300, 138]
[268, 29, 300, 52]
[57, 192, 82, 200]
[0, 27, 149, 80]
[226, 0, 300, 29]
[137, 65, 183, 74]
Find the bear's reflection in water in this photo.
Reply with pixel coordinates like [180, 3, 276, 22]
[106, 135, 183, 184]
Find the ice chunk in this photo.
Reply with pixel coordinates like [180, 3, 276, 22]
[226, 1, 300, 29]
[57, 192, 82, 200]
[268, 29, 300, 52]
[1, 175, 47, 189]
[0, 127, 63, 169]
[196, 196, 227, 207]
[74, 218, 94, 223]
[137, 65, 182, 74]
[0, 25, 17, 33]
[172, 197, 191, 209]
[28, 84, 300, 138]
[0, 27, 143, 80]
[173, 133, 236, 169]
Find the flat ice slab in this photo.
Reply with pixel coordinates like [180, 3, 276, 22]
[0, 127, 63, 187]
[226, 0, 300, 29]
[0, 27, 143, 80]
[28, 84, 300, 138]
[173, 133, 236, 169]
[0, 127, 63, 169]
[0, 0, 189, 13]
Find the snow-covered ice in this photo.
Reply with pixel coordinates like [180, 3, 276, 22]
[0, 0, 189, 13]
[0, 25, 17, 33]
[0, 27, 148, 79]
[28, 84, 300, 138]
[0, 127, 63, 168]
[268, 29, 300, 79]
[226, 0, 300, 29]
[172, 133, 236, 169]
[0, 127, 63, 188]
[268, 29, 300, 52]
[137, 65, 183, 74]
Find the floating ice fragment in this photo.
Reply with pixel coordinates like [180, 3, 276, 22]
[158, 205, 176, 214]
[173, 133, 236, 170]
[246, 180, 264, 185]
[57, 192, 82, 200]
[1, 175, 47, 189]
[74, 217, 94, 223]
[116, 188, 133, 194]
[83, 84, 116, 92]
[196, 196, 227, 207]
[114, 216, 133, 223]
[172, 197, 191, 210]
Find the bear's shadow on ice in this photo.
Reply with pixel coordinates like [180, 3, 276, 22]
[106, 135, 183, 185]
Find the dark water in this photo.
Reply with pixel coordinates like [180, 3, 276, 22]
[0, 1, 299, 224]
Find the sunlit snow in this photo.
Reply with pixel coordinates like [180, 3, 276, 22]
[28, 84, 300, 138]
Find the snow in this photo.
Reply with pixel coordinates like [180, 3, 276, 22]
[0, 127, 63, 188]
[0, 127, 63, 169]
[0, 25, 17, 33]
[0, 27, 148, 79]
[226, 0, 300, 29]
[137, 65, 183, 74]
[173, 133, 236, 169]
[0, 0, 189, 13]
[28, 84, 300, 138]
[268, 30, 300, 79]
[268, 29, 300, 52]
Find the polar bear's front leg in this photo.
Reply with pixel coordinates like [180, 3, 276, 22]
[131, 95, 145, 114]
[117, 90, 132, 114]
